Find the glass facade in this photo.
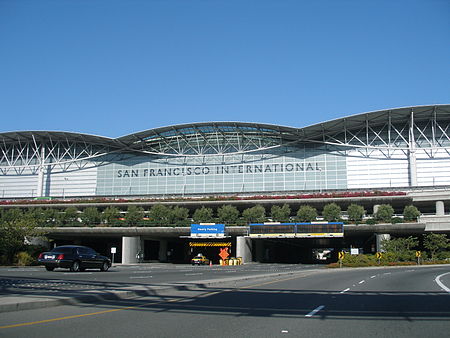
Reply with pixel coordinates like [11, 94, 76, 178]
[96, 144, 348, 195]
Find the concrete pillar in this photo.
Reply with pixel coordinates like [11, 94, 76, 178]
[376, 234, 391, 252]
[373, 204, 380, 214]
[236, 236, 252, 264]
[408, 110, 418, 187]
[37, 146, 45, 197]
[122, 236, 141, 264]
[254, 240, 264, 262]
[436, 200, 445, 216]
[159, 240, 168, 262]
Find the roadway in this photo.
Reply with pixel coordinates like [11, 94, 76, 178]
[0, 264, 449, 337]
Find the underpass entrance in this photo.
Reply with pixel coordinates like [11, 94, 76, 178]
[252, 237, 344, 263]
[188, 241, 232, 264]
[249, 222, 345, 264]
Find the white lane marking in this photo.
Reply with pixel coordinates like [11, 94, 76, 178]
[305, 305, 325, 317]
[370, 275, 376, 279]
[133, 271, 155, 274]
[435, 272, 450, 293]
[340, 288, 350, 294]
[129, 276, 153, 279]
[359, 280, 365, 284]
[281, 330, 289, 333]
[383, 272, 391, 275]
[185, 273, 203, 276]
[63, 273, 92, 275]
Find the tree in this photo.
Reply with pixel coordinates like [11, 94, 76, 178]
[171, 206, 189, 226]
[403, 205, 420, 222]
[42, 208, 58, 227]
[1, 208, 23, 222]
[148, 204, 172, 226]
[296, 205, 318, 222]
[58, 207, 79, 226]
[102, 207, 120, 226]
[347, 204, 365, 224]
[0, 217, 43, 264]
[80, 207, 100, 226]
[242, 205, 266, 223]
[193, 206, 214, 223]
[125, 206, 144, 226]
[375, 204, 394, 223]
[270, 204, 291, 222]
[424, 233, 449, 260]
[322, 203, 341, 222]
[24, 208, 47, 227]
[381, 236, 419, 261]
[217, 205, 240, 224]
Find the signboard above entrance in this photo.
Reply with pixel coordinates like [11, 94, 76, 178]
[191, 224, 226, 238]
[249, 222, 344, 238]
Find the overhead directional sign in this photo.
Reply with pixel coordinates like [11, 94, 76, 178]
[191, 224, 225, 238]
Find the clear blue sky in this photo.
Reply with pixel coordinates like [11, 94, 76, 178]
[0, 0, 449, 138]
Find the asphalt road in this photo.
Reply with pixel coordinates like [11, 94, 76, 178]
[0, 263, 320, 297]
[1, 265, 449, 337]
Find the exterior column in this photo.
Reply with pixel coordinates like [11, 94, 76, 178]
[436, 200, 445, 216]
[376, 234, 391, 252]
[373, 204, 380, 215]
[236, 236, 252, 264]
[36, 146, 45, 197]
[408, 110, 418, 187]
[122, 236, 141, 264]
[159, 240, 168, 262]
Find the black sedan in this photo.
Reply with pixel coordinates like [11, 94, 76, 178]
[38, 245, 111, 272]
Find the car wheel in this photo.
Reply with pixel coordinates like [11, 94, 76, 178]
[100, 261, 110, 272]
[45, 266, 54, 271]
[70, 261, 81, 272]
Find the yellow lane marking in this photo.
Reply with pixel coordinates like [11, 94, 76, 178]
[0, 273, 309, 329]
[0, 307, 136, 329]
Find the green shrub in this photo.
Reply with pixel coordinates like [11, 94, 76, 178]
[341, 254, 378, 267]
[403, 205, 420, 221]
[436, 251, 450, 260]
[375, 204, 394, 222]
[322, 203, 341, 221]
[15, 251, 35, 266]
[365, 218, 377, 225]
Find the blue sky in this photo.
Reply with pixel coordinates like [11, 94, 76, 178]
[0, 0, 449, 138]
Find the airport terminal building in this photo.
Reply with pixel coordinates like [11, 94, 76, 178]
[1, 105, 450, 199]
[1, 105, 450, 264]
